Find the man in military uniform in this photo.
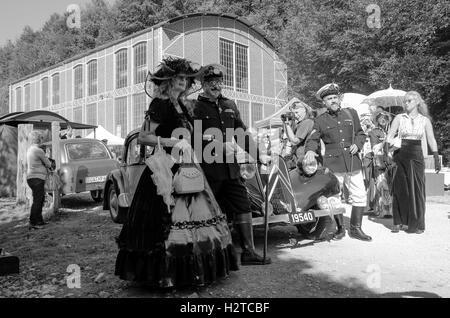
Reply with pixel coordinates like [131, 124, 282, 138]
[193, 65, 271, 265]
[304, 83, 372, 241]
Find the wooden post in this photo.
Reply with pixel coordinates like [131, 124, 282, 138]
[51, 121, 61, 214]
[16, 124, 33, 205]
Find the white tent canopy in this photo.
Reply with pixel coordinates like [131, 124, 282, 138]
[340, 93, 369, 117]
[253, 97, 302, 129]
[86, 125, 125, 146]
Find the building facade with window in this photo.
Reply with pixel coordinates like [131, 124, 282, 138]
[9, 13, 288, 138]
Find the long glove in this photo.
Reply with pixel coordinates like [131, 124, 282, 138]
[433, 152, 441, 173]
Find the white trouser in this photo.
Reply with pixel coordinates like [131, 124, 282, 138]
[334, 169, 367, 207]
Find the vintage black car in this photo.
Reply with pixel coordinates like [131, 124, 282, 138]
[103, 129, 345, 241]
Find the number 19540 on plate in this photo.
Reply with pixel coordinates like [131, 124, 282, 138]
[288, 211, 316, 224]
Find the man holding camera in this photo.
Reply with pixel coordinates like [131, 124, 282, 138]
[304, 83, 372, 242]
[281, 102, 315, 168]
[193, 65, 271, 265]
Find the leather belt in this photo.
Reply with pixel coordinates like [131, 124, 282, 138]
[326, 142, 352, 150]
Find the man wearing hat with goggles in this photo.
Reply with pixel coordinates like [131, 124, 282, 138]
[193, 65, 271, 265]
[304, 83, 372, 241]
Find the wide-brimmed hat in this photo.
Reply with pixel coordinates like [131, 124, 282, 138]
[150, 57, 200, 86]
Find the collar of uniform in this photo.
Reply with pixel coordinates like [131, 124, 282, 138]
[198, 94, 226, 103]
[327, 107, 341, 117]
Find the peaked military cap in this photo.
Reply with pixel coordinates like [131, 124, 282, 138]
[316, 83, 340, 100]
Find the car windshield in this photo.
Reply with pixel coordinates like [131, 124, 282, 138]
[66, 142, 110, 161]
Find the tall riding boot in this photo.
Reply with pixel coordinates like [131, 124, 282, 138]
[234, 213, 271, 265]
[332, 214, 346, 240]
[349, 206, 372, 241]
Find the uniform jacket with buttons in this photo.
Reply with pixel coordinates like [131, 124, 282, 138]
[305, 107, 366, 173]
[193, 95, 251, 181]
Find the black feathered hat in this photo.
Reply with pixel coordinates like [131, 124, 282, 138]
[150, 57, 200, 86]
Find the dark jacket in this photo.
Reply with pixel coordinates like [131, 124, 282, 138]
[305, 107, 366, 173]
[193, 95, 249, 181]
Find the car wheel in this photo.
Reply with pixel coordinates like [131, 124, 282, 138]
[108, 184, 120, 223]
[90, 190, 103, 202]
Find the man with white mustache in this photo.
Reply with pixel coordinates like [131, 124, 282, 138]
[304, 83, 372, 241]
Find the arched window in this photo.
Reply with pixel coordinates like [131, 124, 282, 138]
[116, 49, 128, 89]
[134, 42, 147, 84]
[52, 73, 60, 105]
[41, 77, 49, 107]
[87, 60, 98, 96]
[74, 65, 84, 100]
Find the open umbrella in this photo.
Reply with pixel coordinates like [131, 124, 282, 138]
[340, 93, 369, 117]
[364, 84, 406, 114]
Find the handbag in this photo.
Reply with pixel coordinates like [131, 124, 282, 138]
[173, 162, 204, 195]
[44, 170, 61, 192]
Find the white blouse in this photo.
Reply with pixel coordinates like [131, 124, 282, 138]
[398, 113, 427, 140]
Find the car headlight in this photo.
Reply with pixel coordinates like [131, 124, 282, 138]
[317, 196, 343, 211]
[302, 158, 318, 175]
[317, 196, 330, 210]
[327, 196, 343, 210]
[240, 163, 256, 180]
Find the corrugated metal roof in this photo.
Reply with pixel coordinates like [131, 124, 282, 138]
[0, 110, 97, 129]
[10, 12, 276, 86]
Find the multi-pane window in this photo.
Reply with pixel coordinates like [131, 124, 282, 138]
[235, 43, 248, 93]
[24, 84, 31, 111]
[87, 60, 98, 96]
[52, 73, 60, 105]
[73, 106, 83, 137]
[219, 38, 234, 89]
[116, 49, 128, 89]
[219, 39, 249, 93]
[86, 103, 97, 126]
[15, 87, 22, 111]
[41, 77, 49, 108]
[134, 43, 147, 84]
[86, 103, 97, 135]
[251, 103, 263, 124]
[133, 93, 147, 130]
[236, 100, 250, 128]
[74, 65, 83, 100]
[115, 97, 127, 138]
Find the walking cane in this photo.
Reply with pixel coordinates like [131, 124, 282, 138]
[255, 163, 269, 264]
[263, 174, 270, 264]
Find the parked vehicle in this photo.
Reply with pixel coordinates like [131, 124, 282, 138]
[41, 138, 120, 202]
[103, 129, 345, 233]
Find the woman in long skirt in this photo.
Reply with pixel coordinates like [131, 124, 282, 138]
[115, 57, 238, 289]
[386, 91, 441, 234]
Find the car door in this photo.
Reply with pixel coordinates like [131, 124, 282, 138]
[123, 135, 147, 201]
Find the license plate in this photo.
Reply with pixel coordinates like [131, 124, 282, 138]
[288, 210, 316, 224]
[85, 176, 107, 184]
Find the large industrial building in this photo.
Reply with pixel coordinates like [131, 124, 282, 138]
[9, 13, 288, 138]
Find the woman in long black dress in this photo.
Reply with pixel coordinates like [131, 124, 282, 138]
[115, 57, 238, 288]
[386, 91, 441, 234]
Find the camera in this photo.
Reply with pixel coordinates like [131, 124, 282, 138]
[281, 112, 295, 121]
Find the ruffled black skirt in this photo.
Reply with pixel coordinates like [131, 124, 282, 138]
[115, 166, 239, 288]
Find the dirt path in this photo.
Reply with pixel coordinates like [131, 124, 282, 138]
[1, 193, 449, 298]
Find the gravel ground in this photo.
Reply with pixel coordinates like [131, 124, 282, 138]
[1, 192, 449, 298]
